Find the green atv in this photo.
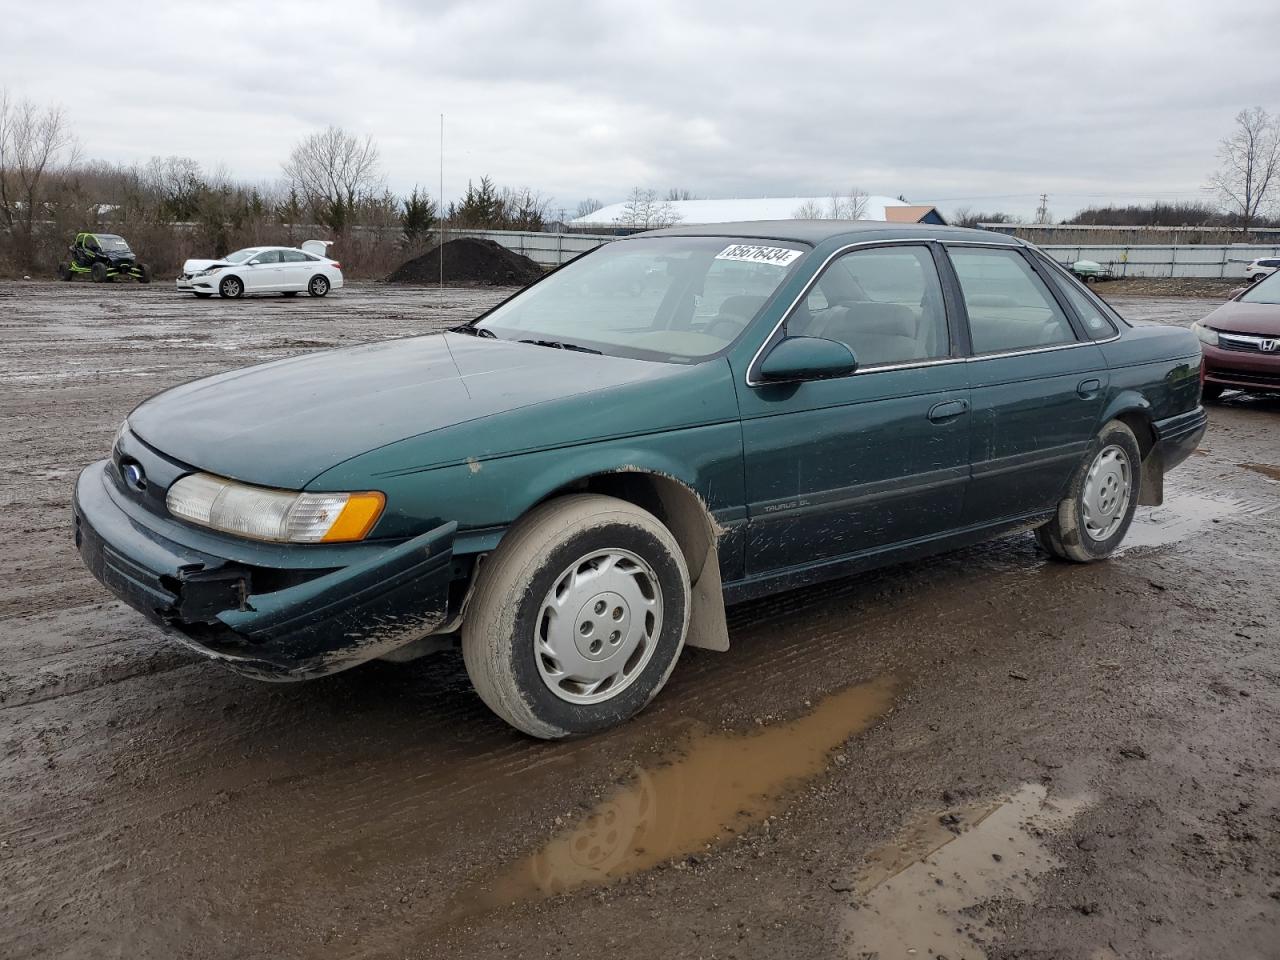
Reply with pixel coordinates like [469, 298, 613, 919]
[56, 232, 152, 283]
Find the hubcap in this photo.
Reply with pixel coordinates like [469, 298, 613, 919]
[225, 279, 240, 296]
[1081, 444, 1131, 541]
[312, 277, 327, 294]
[535, 549, 663, 704]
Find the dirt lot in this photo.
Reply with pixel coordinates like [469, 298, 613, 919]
[1, 281, 1277, 960]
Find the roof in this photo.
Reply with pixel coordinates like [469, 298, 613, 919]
[636, 219, 1017, 246]
[569, 195, 941, 228]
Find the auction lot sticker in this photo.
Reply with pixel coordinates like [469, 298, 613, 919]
[715, 244, 803, 266]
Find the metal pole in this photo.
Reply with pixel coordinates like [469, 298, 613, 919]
[439, 113, 444, 298]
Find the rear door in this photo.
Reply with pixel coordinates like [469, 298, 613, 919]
[279, 249, 312, 290]
[942, 244, 1108, 526]
[738, 242, 972, 576]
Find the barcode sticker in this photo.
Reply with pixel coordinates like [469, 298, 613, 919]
[714, 244, 803, 266]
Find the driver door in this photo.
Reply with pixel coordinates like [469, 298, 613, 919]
[736, 243, 972, 576]
[245, 250, 284, 292]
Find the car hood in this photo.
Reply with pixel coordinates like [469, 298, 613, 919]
[127, 334, 687, 489]
[1202, 300, 1280, 336]
[182, 258, 227, 274]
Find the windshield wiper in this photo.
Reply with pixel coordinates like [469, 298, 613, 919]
[517, 338, 603, 355]
[450, 325, 499, 338]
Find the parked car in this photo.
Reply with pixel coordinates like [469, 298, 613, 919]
[176, 241, 341, 298]
[1069, 259, 1113, 282]
[1193, 269, 1280, 399]
[1243, 257, 1280, 281]
[57, 232, 151, 283]
[73, 222, 1206, 738]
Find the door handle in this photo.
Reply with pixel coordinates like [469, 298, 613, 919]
[928, 398, 969, 423]
[1077, 378, 1102, 399]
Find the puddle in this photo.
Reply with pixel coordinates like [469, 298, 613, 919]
[1119, 491, 1238, 553]
[1242, 462, 1280, 482]
[457, 676, 897, 917]
[841, 782, 1094, 959]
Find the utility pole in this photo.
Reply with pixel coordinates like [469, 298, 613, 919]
[1035, 193, 1051, 224]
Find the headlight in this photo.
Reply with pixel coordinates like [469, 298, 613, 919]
[166, 472, 385, 543]
[1191, 322, 1219, 346]
[194, 266, 223, 278]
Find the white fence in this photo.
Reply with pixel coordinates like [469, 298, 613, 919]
[1037, 244, 1280, 279]
[468, 230, 1280, 279]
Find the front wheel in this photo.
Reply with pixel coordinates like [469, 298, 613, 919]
[308, 275, 330, 297]
[219, 275, 244, 298]
[136, 263, 152, 284]
[462, 494, 690, 738]
[1036, 420, 1142, 563]
[91, 262, 109, 283]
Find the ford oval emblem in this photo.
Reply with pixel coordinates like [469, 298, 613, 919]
[121, 461, 146, 491]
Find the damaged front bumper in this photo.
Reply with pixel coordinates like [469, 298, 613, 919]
[73, 460, 457, 680]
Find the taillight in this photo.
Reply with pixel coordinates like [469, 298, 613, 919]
[330, 261, 341, 269]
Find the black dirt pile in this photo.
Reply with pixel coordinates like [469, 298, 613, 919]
[387, 237, 544, 286]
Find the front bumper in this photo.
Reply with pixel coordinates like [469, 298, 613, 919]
[1202, 341, 1280, 393]
[175, 276, 194, 291]
[73, 460, 457, 680]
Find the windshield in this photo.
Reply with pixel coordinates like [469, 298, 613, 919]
[1239, 271, 1280, 305]
[224, 248, 262, 264]
[473, 237, 808, 362]
[96, 235, 131, 253]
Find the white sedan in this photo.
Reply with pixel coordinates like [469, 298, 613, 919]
[1244, 257, 1280, 282]
[176, 241, 343, 298]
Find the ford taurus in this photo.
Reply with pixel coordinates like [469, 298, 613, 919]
[73, 221, 1207, 737]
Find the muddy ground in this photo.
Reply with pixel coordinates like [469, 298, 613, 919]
[1, 281, 1277, 960]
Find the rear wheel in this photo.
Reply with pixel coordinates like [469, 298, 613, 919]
[91, 262, 109, 283]
[308, 274, 330, 297]
[462, 494, 690, 738]
[219, 275, 244, 298]
[1036, 420, 1142, 563]
[137, 263, 152, 284]
[56, 262, 72, 281]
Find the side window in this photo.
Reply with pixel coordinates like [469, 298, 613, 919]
[791, 245, 949, 366]
[281, 250, 309, 263]
[948, 247, 1077, 353]
[254, 250, 282, 264]
[1035, 253, 1119, 339]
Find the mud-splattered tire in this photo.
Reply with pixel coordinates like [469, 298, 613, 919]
[1036, 420, 1142, 563]
[219, 275, 244, 298]
[91, 262, 109, 283]
[462, 494, 690, 739]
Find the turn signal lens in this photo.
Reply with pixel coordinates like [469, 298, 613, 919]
[166, 473, 384, 543]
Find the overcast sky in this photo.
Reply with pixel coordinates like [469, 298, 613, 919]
[4, 0, 1279, 220]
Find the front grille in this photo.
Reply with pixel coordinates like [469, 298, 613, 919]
[1219, 332, 1280, 353]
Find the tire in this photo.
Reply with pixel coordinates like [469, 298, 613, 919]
[462, 494, 691, 739]
[308, 274, 330, 297]
[1201, 382, 1225, 403]
[282, 291, 298, 298]
[193, 292, 213, 299]
[1036, 420, 1142, 563]
[137, 263, 152, 284]
[56, 262, 71, 281]
[91, 262, 109, 283]
[219, 275, 244, 298]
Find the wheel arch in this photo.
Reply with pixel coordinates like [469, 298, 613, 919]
[1100, 392, 1161, 506]
[529, 467, 730, 652]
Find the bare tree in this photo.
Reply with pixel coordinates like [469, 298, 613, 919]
[792, 199, 824, 219]
[281, 125, 383, 233]
[828, 188, 869, 220]
[141, 156, 206, 221]
[614, 188, 681, 229]
[0, 88, 79, 269]
[1208, 107, 1280, 234]
[665, 187, 696, 201]
[574, 198, 604, 219]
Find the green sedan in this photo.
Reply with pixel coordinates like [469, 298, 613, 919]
[73, 221, 1207, 737]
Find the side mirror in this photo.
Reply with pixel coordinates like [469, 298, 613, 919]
[757, 336, 858, 382]
[247, 259, 261, 266]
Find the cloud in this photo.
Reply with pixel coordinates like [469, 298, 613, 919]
[3, 0, 1278, 218]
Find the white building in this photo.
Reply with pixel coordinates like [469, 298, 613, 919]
[568, 195, 946, 231]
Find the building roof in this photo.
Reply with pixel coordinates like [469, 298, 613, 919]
[637, 219, 1015, 246]
[884, 204, 943, 223]
[569, 195, 944, 229]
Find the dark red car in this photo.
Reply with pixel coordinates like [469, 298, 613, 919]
[1194, 272, 1280, 400]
